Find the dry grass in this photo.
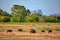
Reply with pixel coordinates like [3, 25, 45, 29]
[0, 23, 60, 40]
[0, 23, 60, 32]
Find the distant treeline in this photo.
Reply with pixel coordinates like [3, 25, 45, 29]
[0, 5, 60, 23]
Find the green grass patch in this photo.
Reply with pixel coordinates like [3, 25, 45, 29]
[53, 28, 60, 31]
[41, 27, 52, 31]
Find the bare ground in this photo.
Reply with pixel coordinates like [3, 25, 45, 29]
[0, 32, 60, 40]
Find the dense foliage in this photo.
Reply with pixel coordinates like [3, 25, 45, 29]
[0, 5, 60, 23]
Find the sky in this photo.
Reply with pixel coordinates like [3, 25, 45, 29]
[0, 0, 60, 16]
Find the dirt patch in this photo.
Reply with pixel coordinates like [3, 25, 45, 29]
[0, 32, 60, 40]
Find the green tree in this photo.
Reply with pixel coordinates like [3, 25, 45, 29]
[0, 16, 10, 22]
[25, 14, 39, 22]
[45, 16, 58, 22]
[39, 16, 46, 22]
[10, 16, 19, 22]
[11, 5, 27, 16]
[0, 9, 9, 16]
[26, 9, 31, 15]
[10, 5, 28, 22]
[57, 16, 60, 22]
[0, 9, 10, 22]
[10, 15, 25, 22]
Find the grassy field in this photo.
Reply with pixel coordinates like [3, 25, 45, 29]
[0, 23, 60, 32]
[0, 23, 60, 40]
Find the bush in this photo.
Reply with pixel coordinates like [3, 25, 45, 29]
[0, 16, 10, 22]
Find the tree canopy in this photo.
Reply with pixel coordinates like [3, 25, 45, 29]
[0, 5, 60, 23]
[11, 5, 27, 16]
